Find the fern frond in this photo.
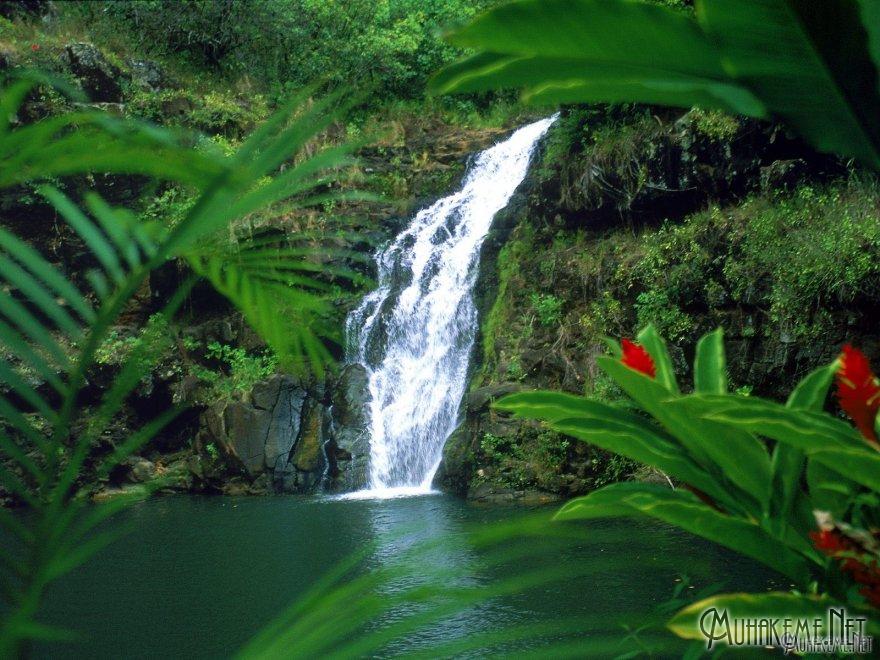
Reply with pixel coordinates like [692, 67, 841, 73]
[0, 72, 368, 655]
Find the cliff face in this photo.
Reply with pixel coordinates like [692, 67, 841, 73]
[435, 106, 880, 502]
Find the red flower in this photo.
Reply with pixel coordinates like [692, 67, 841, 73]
[810, 529, 850, 554]
[621, 339, 655, 379]
[30, 44, 40, 52]
[836, 345, 880, 444]
[811, 527, 880, 608]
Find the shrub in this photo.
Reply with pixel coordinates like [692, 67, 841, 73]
[530, 292, 563, 327]
[67, 0, 499, 99]
[191, 342, 278, 402]
[628, 178, 880, 345]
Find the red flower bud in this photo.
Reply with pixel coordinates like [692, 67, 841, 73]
[811, 527, 880, 608]
[621, 339, 656, 379]
[810, 529, 850, 554]
[836, 345, 880, 444]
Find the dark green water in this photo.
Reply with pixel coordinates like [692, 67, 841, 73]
[36, 494, 781, 658]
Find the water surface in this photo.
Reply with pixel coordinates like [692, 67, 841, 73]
[37, 494, 781, 658]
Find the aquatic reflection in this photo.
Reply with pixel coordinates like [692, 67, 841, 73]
[357, 493, 498, 655]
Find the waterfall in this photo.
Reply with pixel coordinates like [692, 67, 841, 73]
[345, 116, 556, 497]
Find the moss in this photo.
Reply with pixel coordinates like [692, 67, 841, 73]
[688, 108, 741, 141]
[480, 223, 537, 369]
[292, 406, 323, 472]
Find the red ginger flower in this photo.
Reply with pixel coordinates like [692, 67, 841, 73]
[30, 44, 39, 52]
[621, 339, 655, 379]
[811, 522, 880, 609]
[810, 529, 852, 554]
[836, 344, 880, 444]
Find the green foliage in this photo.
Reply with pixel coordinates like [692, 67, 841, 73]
[529, 292, 563, 327]
[633, 290, 693, 341]
[496, 325, 880, 643]
[590, 453, 635, 488]
[536, 429, 569, 464]
[480, 432, 519, 463]
[139, 185, 195, 228]
[126, 88, 268, 137]
[687, 107, 740, 141]
[629, 178, 880, 345]
[94, 314, 176, 381]
[432, 0, 880, 170]
[191, 342, 278, 402]
[0, 75, 359, 654]
[68, 0, 498, 99]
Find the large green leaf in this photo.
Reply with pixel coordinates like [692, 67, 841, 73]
[433, 0, 880, 169]
[496, 391, 727, 504]
[807, 460, 856, 518]
[808, 447, 880, 493]
[664, 397, 772, 510]
[600, 359, 769, 511]
[693, 328, 726, 395]
[637, 324, 679, 394]
[786, 361, 837, 410]
[695, 394, 865, 448]
[690, 394, 880, 492]
[698, 0, 880, 169]
[667, 592, 840, 642]
[769, 361, 838, 533]
[430, 0, 764, 115]
[555, 483, 812, 583]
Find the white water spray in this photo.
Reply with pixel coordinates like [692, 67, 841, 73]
[345, 116, 556, 497]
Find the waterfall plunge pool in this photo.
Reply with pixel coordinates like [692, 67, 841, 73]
[35, 120, 779, 657]
[36, 494, 782, 658]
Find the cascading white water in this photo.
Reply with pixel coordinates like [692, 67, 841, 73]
[345, 116, 556, 498]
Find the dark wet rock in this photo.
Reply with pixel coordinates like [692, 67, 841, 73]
[760, 158, 811, 192]
[60, 42, 126, 103]
[325, 364, 371, 492]
[432, 424, 475, 496]
[467, 483, 560, 505]
[126, 59, 171, 92]
[253, 376, 308, 474]
[91, 484, 150, 503]
[195, 374, 324, 493]
[125, 456, 157, 483]
[465, 383, 523, 413]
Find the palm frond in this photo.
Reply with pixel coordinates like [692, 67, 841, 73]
[0, 72, 365, 654]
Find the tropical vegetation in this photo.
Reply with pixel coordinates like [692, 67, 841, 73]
[498, 327, 880, 637]
[0, 74, 360, 655]
[2, 0, 880, 656]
